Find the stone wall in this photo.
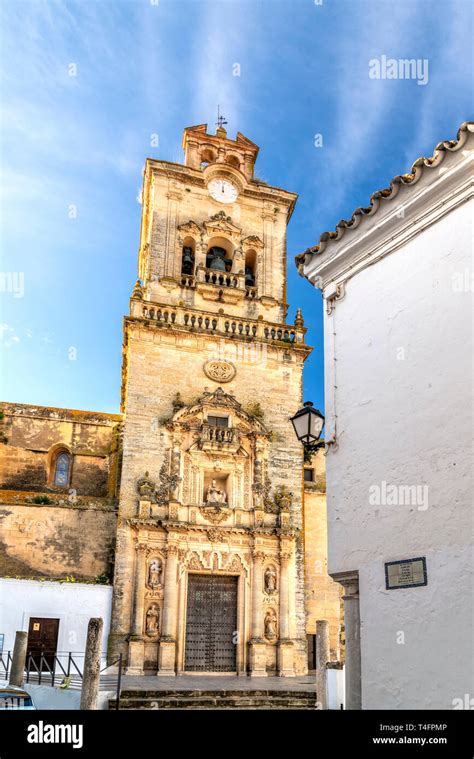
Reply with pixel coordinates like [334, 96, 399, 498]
[0, 403, 121, 581]
[111, 320, 311, 673]
[0, 403, 122, 496]
[303, 449, 342, 660]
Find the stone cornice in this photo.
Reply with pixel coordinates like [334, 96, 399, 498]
[0, 402, 122, 424]
[126, 517, 288, 537]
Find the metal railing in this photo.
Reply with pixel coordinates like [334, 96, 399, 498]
[0, 650, 123, 710]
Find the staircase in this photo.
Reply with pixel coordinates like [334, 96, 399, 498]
[110, 688, 318, 710]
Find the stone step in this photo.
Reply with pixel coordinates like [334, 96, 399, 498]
[110, 691, 318, 710]
[119, 689, 316, 698]
[111, 701, 318, 709]
[113, 705, 317, 710]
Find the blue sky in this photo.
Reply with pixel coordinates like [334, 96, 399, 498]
[0, 0, 472, 414]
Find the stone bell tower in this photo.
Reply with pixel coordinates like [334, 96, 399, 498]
[109, 123, 312, 677]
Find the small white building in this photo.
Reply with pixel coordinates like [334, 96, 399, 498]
[297, 122, 474, 709]
[0, 578, 112, 671]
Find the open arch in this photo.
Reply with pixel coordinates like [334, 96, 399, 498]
[244, 248, 257, 287]
[206, 235, 234, 272]
[200, 147, 217, 168]
[225, 154, 241, 170]
[181, 236, 196, 275]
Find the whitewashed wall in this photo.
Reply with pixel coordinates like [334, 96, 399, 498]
[302, 133, 474, 710]
[328, 666, 345, 710]
[322, 196, 473, 709]
[0, 579, 112, 659]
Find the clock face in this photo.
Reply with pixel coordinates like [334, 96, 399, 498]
[208, 178, 239, 204]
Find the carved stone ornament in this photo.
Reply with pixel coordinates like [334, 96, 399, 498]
[203, 360, 236, 383]
[207, 528, 226, 543]
[188, 553, 204, 570]
[136, 471, 156, 500]
[155, 453, 181, 506]
[199, 505, 231, 524]
[210, 210, 232, 223]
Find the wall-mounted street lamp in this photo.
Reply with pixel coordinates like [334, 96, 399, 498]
[290, 401, 325, 455]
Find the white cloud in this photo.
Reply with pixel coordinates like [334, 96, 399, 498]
[311, 2, 431, 222]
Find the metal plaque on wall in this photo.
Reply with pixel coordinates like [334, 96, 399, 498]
[385, 557, 427, 589]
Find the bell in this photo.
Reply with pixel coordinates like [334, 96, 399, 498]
[208, 246, 227, 272]
[245, 267, 255, 287]
[181, 247, 194, 275]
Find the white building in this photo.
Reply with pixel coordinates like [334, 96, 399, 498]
[0, 579, 112, 671]
[297, 122, 474, 709]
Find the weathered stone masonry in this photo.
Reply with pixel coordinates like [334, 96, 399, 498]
[0, 124, 342, 673]
[0, 404, 121, 581]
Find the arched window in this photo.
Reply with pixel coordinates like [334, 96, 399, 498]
[226, 154, 240, 170]
[53, 451, 71, 487]
[200, 148, 216, 169]
[181, 237, 195, 275]
[206, 237, 233, 272]
[244, 249, 257, 287]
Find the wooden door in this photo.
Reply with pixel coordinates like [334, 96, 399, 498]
[27, 617, 59, 671]
[185, 575, 238, 672]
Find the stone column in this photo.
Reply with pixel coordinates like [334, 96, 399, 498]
[9, 631, 28, 687]
[335, 572, 361, 710]
[194, 241, 207, 273]
[158, 542, 179, 676]
[316, 620, 330, 709]
[249, 550, 267, 677]
[277, 548, 294, 676]
[80, 618, 103, 710]
[126, 542, 147, 675]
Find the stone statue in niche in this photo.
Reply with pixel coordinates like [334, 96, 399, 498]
[264, 566, 277, 594]
[264, 609, 277, 641]
[147, 559, 163, 589]
[145, 604, 160, 636]
[205, 479, 227, 505]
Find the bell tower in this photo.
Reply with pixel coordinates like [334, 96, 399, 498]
[110, 124, 312, 678]
[135, 122, 295, 326]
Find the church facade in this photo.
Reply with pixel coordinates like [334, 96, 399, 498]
[111, 123, 313, 677]
[0, 124, 342, 677]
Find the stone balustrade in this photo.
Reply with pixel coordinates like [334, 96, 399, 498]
[200, 424, 240, 446]
[131, 299, 305, 344]
[203, 268, 240, 288]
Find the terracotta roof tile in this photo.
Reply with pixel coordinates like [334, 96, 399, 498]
[296, 121, 474, 270]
